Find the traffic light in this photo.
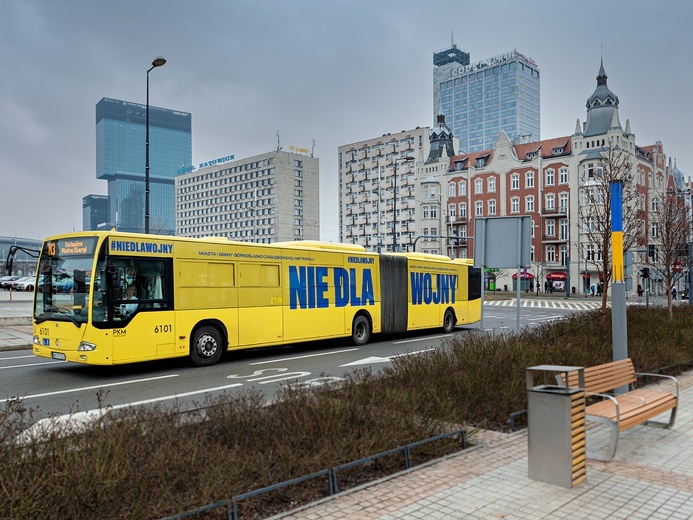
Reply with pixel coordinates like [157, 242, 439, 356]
[641, 267, 650, 279]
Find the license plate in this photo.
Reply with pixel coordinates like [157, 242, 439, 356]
[51, 352, 67, 361]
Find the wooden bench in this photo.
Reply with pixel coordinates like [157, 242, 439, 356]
[557, 358, 678, 461]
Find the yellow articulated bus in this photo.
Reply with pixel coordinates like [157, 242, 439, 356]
[31, 231, 481, 367]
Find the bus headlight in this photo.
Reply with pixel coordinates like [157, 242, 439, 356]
[33, 335, 40, 345]
[78, 342, 96, 351]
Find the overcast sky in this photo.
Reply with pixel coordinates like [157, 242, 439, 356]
[2, 0, 691, 242]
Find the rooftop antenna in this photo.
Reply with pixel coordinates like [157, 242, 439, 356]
[451, 29, 454, 47]
[276, 130, 282, 151]
[311, 138, 316, 157]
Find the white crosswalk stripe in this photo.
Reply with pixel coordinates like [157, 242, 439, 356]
[484, 299, 603, 311]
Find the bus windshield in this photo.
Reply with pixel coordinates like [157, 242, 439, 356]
[34, 237, 98, 325]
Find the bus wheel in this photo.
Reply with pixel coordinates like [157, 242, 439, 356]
[443, 309, 456, 333]
[190, 326, 223, 367]
[351, 315, 371, 346]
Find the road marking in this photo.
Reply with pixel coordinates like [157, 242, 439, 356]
[250, 348, 359, 365]
[394, 334, 453, 344]
[19, 383, 245, 442]
[0, 361, 65, 370]
[340, 348, 435, 367]
[109, 383, 244, 406]
[0, 374, 179, 403]
[0, 354, 35, 360]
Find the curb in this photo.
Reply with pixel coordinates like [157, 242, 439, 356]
[0, 344, 32, 352]
[0, 317, 32, 326]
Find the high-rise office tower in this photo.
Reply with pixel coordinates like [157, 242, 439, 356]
[433, 45, 540, 154]
[82, 194, 110, 231]
[95, 97, 192, 236]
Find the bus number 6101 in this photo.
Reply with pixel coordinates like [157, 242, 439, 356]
[154, 324, 172, 333]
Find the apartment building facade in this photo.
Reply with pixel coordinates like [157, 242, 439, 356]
[338, 127, 434, 252]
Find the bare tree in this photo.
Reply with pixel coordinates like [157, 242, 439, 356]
[529, 260, 546, 295]
[648, 190, 691, 318]
[578, 142, 642, 313]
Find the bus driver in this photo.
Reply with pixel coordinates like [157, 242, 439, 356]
[119, 284, 138, 317]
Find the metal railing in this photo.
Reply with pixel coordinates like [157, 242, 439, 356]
[162, 428, 467, 520]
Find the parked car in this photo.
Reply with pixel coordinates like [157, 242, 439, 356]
[10, 277, 33, 291]
[13, 276, 37, 292]
[52, 273, 74, 294]
[0, 276, 21, 290]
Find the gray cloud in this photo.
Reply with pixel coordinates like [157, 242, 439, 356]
[1, 0, 691, 240]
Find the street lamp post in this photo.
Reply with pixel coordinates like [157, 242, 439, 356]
[145, 56, 166, 234]
[392, 155, 414, 252]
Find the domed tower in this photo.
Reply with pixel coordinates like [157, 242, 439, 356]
[583, 58, 621, 137]
[426, 108, 456, 164]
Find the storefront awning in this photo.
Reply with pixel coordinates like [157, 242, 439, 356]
[512, 272, 535, 279]
[546, 272, 567, 280]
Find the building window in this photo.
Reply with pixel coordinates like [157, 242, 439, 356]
[459, 202, 467, 218]
[448, 204, 456, 218]
[586, 244, 595, 261]
[546, 219, 555, 236]
[560, 219, 569, 240]
[560, 245, 568, 266]
[475, 201, 483, 216]
[559, 168, 568, 184]
[525, 195, 534, 212]
[545, 193, 555, 210]
[546, 169, 555, 186]
[424, 184, 438, 198]
[559, 193, 568, 213]
[525, 171, 534, 188]
[488, 199, 496, 215]
[511, 197, 520, 213]
[475, 178, 483, 194]
[546, 245, 556, 263]
[448, 182, 456, 197]
[458, 180, 467, 196]
[487, 177, 496, 193]
[511, 173, 519, 190]
[651, 198, 659, 212]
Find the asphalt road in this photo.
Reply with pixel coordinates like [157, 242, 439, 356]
[0, 301, 580, 429]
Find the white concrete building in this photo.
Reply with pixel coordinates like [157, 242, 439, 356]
[176, 150, 319, 243]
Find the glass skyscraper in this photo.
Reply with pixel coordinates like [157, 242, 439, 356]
[82, 194, 110, 231]
[96, 97, 192, 236]
[433, 46, 540, 153]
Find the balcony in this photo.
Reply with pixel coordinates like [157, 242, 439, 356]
[542, 234, 568, 244]
[541, 205, 568, 216]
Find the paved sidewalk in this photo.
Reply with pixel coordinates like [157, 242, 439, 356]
[277, 373, 693, 519]
[0, 290, 33, 351]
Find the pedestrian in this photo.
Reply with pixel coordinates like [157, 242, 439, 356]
[672, 287, 677, 300]
[590, 284, 595, 297]
[637, 284, 643, 297]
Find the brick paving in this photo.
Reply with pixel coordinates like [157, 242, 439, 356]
[276, 372, 693, 519]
